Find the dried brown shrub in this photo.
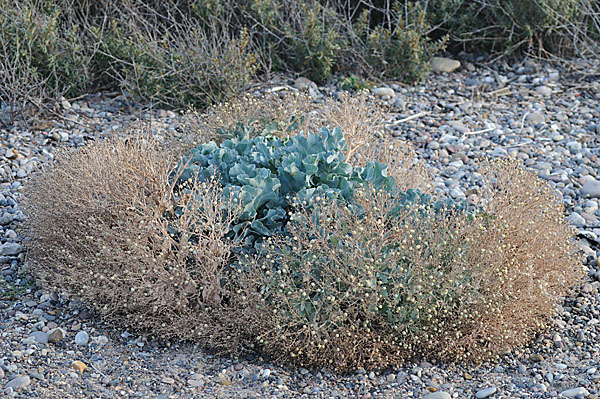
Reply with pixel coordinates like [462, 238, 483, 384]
[21, 136, 247, 346]
[199, 91, 318, 141]
[198, 90, 432, 193]
[236, 158, 581, 370]
[320, 91, 432, 194]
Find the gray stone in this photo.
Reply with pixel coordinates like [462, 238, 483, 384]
[536, 85, 553, 96]
[431, 57, 461, 73]
[74, 330, 89, 346]
[48, 328, 65, 344]
[582, 180, 600, 198]
[0, 213, 13, 225]
[476, 386, 497, 398]
[560, 387, 590, 397]
[30, 331, 48, 344]
[372, 87, 395, 98]
[0, 243, 21, 256]
[424, 392, 451, 399]
[527, 112, 546, 124]
[294, 77, 313, 90]
[492, 147, 507, 157]
[5, 375, 30, 389]
[569, 213, 587, 226]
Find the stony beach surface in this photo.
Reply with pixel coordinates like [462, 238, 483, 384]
[1, 57, 599, 398]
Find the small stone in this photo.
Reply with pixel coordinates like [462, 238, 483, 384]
[424, 392, 451, 399]
[582, 283, 594, 294]
[71, 360, 86, 373]
[0, 213, 13, 225]
[464, 372, 473, 380]
[582, 180, 600, 198]
[536, 86, 552, 96]
[560, 387, 590, 397]
[234, 363, 243, 371]
[92, 335, 109, 345]
[569, 213, 587, 227]
[30, 331, 49, 344]
[0, 242, 21, 256]
[530, 353, 544, 363]
[527, 112, 546, 124]
[372, 87, 395, 97]
[294, 77, 313, 90]
[518, 364, 527, 374]
[476, 386, 497, 398]
[161, 377, 175, 384]
[74, 331, 89, 346]
[48, 328, 65, 344]
[5, 375, 30, 389]
[431, 57, 461, 73]
[61, 97, 72, 110]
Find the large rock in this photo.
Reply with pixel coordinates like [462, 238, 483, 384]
[431, 57, 461, 73]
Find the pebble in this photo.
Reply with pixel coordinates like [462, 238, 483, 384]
[431, 57, 461, 73]
[424, 392, 451, 399]
[536, 85, 553, 96]
[74, 331, 89, 346]
[560, 387, 590, 397]
[5, 376, 30, 389]
[0, 242, 21, 256]
[372, 87, 395, 97]
[71, 361, 87, 373]
[476, 386, 497, 398]
[30, 331, 49, 344]
[569, 212, 587, 226]
[48, 328, 65, 344]
[582, 180, 600, 198]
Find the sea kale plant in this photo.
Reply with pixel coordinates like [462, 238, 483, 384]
[173, 124, 406, 249]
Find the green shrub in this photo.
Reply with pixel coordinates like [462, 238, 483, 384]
[337, 74, 373, 91]
[97, 24, 258, 109]
[425, 0, 583, 54]
[0, 0, 92, 105]
[350, 2, 447, 82]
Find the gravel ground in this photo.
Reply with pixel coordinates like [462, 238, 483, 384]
[1, 57, 599, 398]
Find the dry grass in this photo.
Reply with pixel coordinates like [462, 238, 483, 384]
[237, 158, 581, 370]
[21, 136, 247, 346]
